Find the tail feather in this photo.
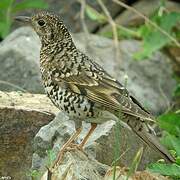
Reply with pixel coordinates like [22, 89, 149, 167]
[125, 117, 175, 163]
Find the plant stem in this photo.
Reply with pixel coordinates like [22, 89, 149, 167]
[112, 0, 180, 47]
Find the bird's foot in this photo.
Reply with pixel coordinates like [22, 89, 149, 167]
[67, 142, 82, 150]
[51, 142, 86, 169]
[51, 127, 82, 169]
[51, 145, 67, 169]
[71, 144, 89, 158]
[66, 143, 87, 155]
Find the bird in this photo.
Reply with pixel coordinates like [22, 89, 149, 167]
[15, 11, 175, 167]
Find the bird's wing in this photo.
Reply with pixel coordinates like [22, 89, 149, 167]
[52, 56, 153, 121]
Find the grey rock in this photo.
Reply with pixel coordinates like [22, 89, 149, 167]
[32, 111, 159, 173]
[41, 150, 109, 180]
[32, 112, 116, 171]
[0, 91, 56, 180]
[0, 28, 43, 93]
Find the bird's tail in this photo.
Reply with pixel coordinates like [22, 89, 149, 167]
[123, 116, 175, 163]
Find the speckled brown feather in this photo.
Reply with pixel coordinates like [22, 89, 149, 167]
[25, 11, 175, 163]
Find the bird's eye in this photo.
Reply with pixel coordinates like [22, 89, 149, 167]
[38, 19, 45, 26]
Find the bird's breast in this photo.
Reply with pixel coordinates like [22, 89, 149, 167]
[41, 70, 95, 119]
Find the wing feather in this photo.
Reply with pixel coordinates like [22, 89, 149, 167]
[52, 55, 153, 121]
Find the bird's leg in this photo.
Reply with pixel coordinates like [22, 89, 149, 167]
[52, 127, 82, 168]
[78, 123, 97, 149]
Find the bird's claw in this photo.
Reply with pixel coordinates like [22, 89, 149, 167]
[51, 143, 86, 169]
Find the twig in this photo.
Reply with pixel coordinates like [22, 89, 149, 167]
[46, 166, 52, 180]
[111, 148, 129, 166]
[0, 80, 28, 92]
[112, 0, 180, 47]
[97, 0, 120, 63]
[78, 0, 89, 40]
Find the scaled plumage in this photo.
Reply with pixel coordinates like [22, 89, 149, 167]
[16, 11, 175, 163]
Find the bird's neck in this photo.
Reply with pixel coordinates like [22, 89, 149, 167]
[41, 37, 76, 53]
[40, 37, 78, 66]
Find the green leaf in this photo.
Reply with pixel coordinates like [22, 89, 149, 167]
[26, 169, 43, 179]
[85, 5, 107, 23]
[134, 11, 180, 60]
[0, 20, 11, 38]
[13, 0, 48, 13]
[0, 0, 14, 9]
[0, 10, 6, 21]
[46, 149, 56, 166]
[176, 110, 180, 114]
[161, 132, 180, 156]
[126, 147, 143, 179]
[0, 0, 14, 38]
[100, 26, 139, 39]
[174, 84, 180, 97]
[148, 163, 180, 178]
[176, 156, 180, 166]
[157, 112, 180, 136]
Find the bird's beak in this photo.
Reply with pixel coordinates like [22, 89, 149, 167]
[14, 16, 31, 24]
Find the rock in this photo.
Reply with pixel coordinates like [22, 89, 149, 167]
[104, 166, 169, 180]
[32, 111, 160, 174]
[167, 46, 180, 76]
[41, 150, 109, 180]
[0, 28, 43, 93]
[40, 150, 168, 180]
[0, 91, 58, 114]
[33, 111, 172, 179]
[0, 91, 58, 180]
[32, 112, 115, 171]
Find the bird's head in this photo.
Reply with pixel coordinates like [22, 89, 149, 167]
[15, 11, 72, 44]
